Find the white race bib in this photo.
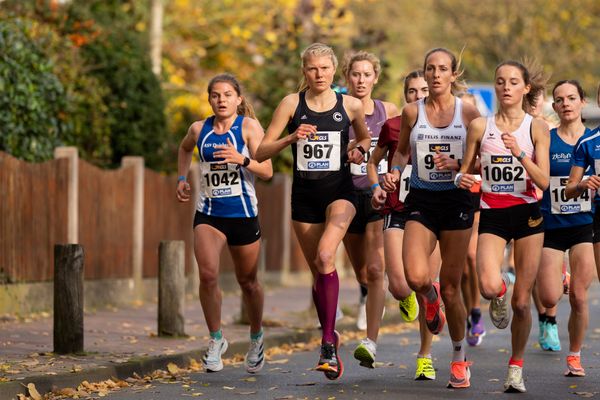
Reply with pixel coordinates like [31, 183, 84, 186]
[398, 165, 412, 203]
[350, 138, 387, 176]
[200, 162, 242, 198]
[481, 154, 527, 193]
[416, 140, 462, 182]
[296, 131, 341, 172]
[549, 176, 591, 214]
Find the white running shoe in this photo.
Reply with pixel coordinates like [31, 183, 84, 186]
[504, 365, 526, 393]
[202, 337, 228, 372]
[245, 335, 265, 373]
[353, 338, 377, 368]
[489, 273, 511, 329]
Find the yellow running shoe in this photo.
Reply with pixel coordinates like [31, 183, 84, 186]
[399, 291, 419, 322]
[415, 356, 436, 380]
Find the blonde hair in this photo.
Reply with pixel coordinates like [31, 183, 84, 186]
[423, 47, 468, 95]
[298, 43, 338, 92]
[495, 59, 548, 112]
[341, 51, 381, 81]
[207, 73, 256, 119]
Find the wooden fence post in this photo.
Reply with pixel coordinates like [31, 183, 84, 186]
[54, 147, 79, 244]
[54, 244, 84, 354]
[158, 240, 186, 336]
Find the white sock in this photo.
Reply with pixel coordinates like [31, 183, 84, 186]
[569, 351, 581, 357]
[452, 340, 465, 362]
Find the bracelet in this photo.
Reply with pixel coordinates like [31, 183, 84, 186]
[177, 175, 186, 182]
[391, 165, 403, 172]
[370, 183, 380, 192]
[454, 172, 464, 188]
[242, 156, 251, 167]
[516, 151, 526, 162]
[356, 144, 367, 155]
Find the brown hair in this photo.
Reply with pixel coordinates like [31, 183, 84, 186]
[207, 73, 256, 119]
[423, 47, 467, 95]
[552, 79, 586, 122]
[298, 43, 338, 92]
[495, 60, 548, 112]
[403, 69, 425, 99]
[342, 51, 381, 81]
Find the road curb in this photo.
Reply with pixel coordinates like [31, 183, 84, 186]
[0, 314, 404, 398]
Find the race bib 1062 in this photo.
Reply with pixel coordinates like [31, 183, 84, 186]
[481, 154, 527, 193]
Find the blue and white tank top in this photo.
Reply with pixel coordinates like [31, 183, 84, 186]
[195, 115, 258, 218]
[541, 127, 593, 229]
[409, 97, 467, 191]
[572, 127, 600, 204]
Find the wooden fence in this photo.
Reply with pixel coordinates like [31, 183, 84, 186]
[0, 149, 311, 284]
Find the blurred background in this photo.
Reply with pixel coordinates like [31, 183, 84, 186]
[2, 0, 600, 173]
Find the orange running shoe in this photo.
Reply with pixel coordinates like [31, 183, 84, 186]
[423, 282, 446, 335]
[447, 360, 473, 388]
[565, 355, 585, 377]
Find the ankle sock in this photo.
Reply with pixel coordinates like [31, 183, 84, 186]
[471, 308, 481, 325]
[509, 357, 523, 368]
[210, 329, 223, 340]
[452, 340, 465, 362]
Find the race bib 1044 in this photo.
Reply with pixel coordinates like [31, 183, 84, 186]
[416, 140, 462, 182]
[201, 162, 242, 198]
[296, 131, 341, 172]
[549, 176, 591, 214]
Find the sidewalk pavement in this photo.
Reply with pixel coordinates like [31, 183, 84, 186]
[0, 278, 401, 398]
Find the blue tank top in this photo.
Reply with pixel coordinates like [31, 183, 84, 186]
[572, 127, 600, 204]
[195, 115, 258, 218]
[541, 128, 593, 230]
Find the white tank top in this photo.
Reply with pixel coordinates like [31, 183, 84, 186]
[479, 114, 537, 209]
[409, 97, 467, 191]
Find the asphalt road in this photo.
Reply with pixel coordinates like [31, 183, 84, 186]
[103, 285, 600, 400]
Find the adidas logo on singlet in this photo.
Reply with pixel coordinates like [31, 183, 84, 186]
[301, 115, 308, 120]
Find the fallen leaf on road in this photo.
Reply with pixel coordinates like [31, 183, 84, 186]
[27, 383, 42, 400]
[223, 386, 236, 390]
[570, 385, 578, 389]
[189, 358, 202, 371]
[574, 392, 595, 398]
[488, 378, 499, 382]
[295, 382, 316, 386]
[274, 396, 294, 400]
[268, 359, 289, 364]
[167, 362, 180, 376]
[237, 391, 257, 395]
[241, 377, 256, 382]
[268, 386, 278, 391]
[71, 364, 82, 373]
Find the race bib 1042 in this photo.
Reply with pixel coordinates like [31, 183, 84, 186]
[201, 162, 242, 198]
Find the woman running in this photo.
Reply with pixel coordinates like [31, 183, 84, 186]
[369, 69, 441, 380]
[457, 60, 549, 393]
[565, 81, 600, 376]
[537, 79, 595, 376]
[255, 43, 371, 380]
[382, 48, 481, 389]
[176, 73, 273, 373]
[339, 51, 403, 369]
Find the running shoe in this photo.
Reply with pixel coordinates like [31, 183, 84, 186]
[538, 320, 547, 349]
[415, 356, 436, 380]
[565, 355, 585, 377]
[245, 335, 265, 373]
[489, 273, 511, 329]
[357, 302, 367, 330]
[563, 271, 571, 295]
[399, 291, 419, 322]
[316, 331, 344, 380]
[467, 319, 486, 347]
[353, 337, 377, 369]
[504, 365, 526, 393]
[542, 322, 561, 351]
[423, 281, 446, 335]
[202, 337, 228, 372]
[447, 360, 472, 388]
